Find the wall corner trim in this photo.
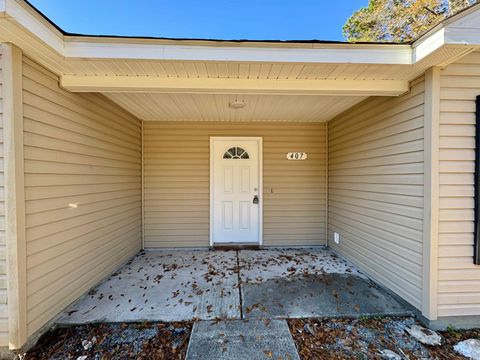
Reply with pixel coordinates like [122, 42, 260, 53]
[475, 95, 480, 265]
[141, 120, 145, 250]
[422, 67, 441, 321]
[3, 43, 27, 349]
[325, 121, 329, 247]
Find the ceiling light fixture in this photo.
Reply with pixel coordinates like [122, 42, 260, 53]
[229, 100, 247, 109]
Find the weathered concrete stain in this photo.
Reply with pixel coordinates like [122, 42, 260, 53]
[242, 273, 411, 319]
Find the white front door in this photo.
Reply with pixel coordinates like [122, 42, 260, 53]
[211, 137, 262, 244]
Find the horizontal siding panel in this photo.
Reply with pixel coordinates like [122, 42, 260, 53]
[439, 209, 474, 222]
[27, 239, 140, 335]
[439, 257, 477, 270]
[440, 112, 475, 125]
[329, 188, 423, 207]
[330, 130, 424, 160]
[439, 268, 480, 281]
[26, 188, 140, 214]
[27, 226, 141, 295]
[144, 121, 326, 248]
[328, 77, 425, 311]
[436, 53, 480, 318]
[24, 132, 139, 163]
[328, 82, 424, 134]
[329, 182, 423, 197]
[27, 201, 140, 247]
[27, 214, 141, 272]
[438, 304, 480, 317]
[329, 205, 422, 245]
[27, 204, 141, 255]
[23, 56, 142, 337]
[329, 113, 424, 148]
[438, 280, 480, 293]
[330, 194, 423, 220]
[25, 182, 141, 201]
[24, 119, 139, 156]
[439, 233, 474, 246]
[23, 105, 140, 149]
[439, 148, 475, 161]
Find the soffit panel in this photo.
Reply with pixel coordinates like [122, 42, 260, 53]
[104, 92, 367, 122]
[64, 60, 409, 81]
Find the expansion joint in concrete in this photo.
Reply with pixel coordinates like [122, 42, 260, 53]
[235, 250, 244, 320]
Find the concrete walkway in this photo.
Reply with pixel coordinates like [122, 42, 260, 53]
[58, 248, 410, 324]
[186, 319, 300, 360]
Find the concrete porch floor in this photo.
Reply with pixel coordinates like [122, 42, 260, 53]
[57, 248, 411, 325]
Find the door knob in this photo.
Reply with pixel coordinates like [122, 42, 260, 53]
[253, 195, 259, 204]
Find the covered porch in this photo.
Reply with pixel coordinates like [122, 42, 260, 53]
[4, 45, 430, 349]
[2, 1, 480, 350]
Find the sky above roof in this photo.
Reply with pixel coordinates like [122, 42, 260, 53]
[27, 0, 368, 41]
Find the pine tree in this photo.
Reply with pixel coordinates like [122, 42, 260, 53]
[343, 0, 478, 42]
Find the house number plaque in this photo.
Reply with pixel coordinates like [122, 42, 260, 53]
[286, 152, 307, 160]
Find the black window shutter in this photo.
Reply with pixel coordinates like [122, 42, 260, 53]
[475, 95, 480, 265]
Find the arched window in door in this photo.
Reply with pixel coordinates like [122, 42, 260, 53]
[223, 147, 249, 159]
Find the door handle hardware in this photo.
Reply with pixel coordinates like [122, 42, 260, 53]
[253, 195, 259, 204]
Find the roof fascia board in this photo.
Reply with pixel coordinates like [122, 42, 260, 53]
[63, 40, 413, 64]
[413, 28, 446, 63]
[444, 27, 480, 46]
[0, 19, 70, 75]
[60, 75, 409, 96]
[413, 3, 480, 62]
[413, 27, 480, 64]
[2, 0, 63, 54]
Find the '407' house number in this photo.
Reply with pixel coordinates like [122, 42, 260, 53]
[286, 152, 307, 160]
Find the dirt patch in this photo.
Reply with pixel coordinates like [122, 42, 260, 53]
[24, 321, 192, 360]
[288, 317, 480, 359]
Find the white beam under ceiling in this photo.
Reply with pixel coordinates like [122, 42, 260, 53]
[60, 75, 410, 96]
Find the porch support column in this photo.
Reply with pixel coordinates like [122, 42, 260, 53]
[3, 43, 27, 349]
[422, 67, 441, 321]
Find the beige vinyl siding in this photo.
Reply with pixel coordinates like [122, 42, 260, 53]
[437, 51, 480, 317]
[144, 122, 326, 248]
[0, 48, 8, 346]
[22, 57, 142, 336]
[327, 77, 425, 310]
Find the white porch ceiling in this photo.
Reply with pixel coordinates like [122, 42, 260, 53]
[104, 93, 366, 122]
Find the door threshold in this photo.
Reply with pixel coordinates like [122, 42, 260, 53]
[212, 243, 261, 250]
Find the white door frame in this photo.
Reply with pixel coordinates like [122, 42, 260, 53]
[210, 136, 263, 246]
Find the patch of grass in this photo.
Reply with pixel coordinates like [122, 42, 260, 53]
[357, 315, 384, 326]
[446, 324, 458, 334]
[443, 324, 465, 341]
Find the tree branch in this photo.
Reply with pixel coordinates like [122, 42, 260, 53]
[424, 6, 439, 15]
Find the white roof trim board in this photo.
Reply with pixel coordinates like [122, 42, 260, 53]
[63, 41, 413, 65]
